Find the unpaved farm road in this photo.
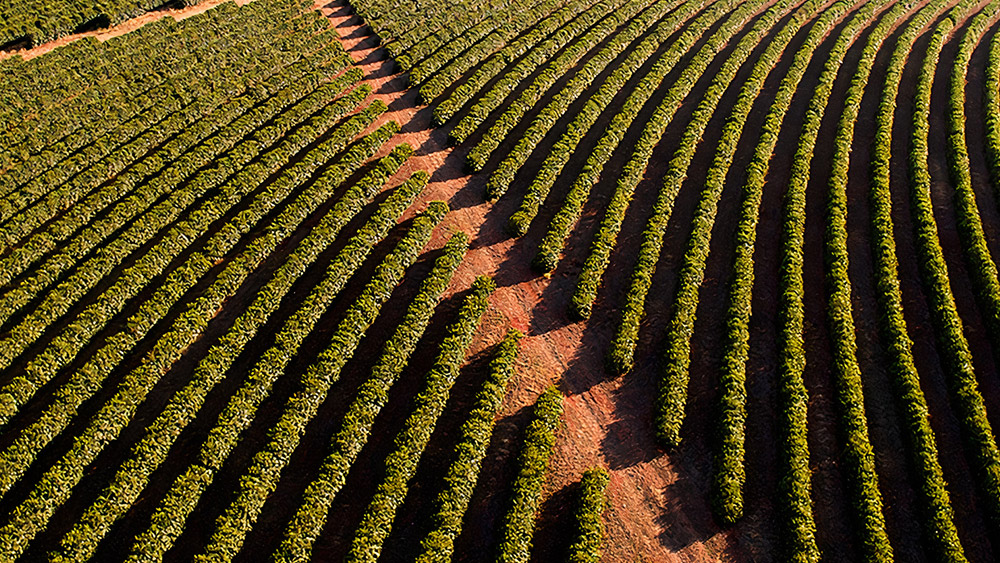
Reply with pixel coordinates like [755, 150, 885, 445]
[318, 1, 747, 560]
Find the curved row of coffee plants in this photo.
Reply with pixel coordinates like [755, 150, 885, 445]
[605, 0, 795, 376]
[344, 275, 496, 563]
[359, 16, 1000, 556]
[759, 0, 918, 556]
[445, 0, 658, 146]
[641, 0, 817, 446]
[430, 0, 629, 126]
[707, 0, 886, 526]
[868, 2, 967, 560]
[188, 203, 450, 563]
[946, 3, 1000, 354]
[987, 24, 1000, 200]
[566, 467, 609, 563]
[909, 4, 1000, 532]
[273, 233, 471, 563]
[467, 0, 684, 174]
[524, 0, 755, 254]
[819, 1, 906, 558]
[415, 328, 522, 563]
[0, 95, 383, 431]
[660, 9, 912, 537]
[496, 385, 563, 563]
[379, 0, 522, 70]
[404, 0, 555, 87]
[410, 0, 569, 100]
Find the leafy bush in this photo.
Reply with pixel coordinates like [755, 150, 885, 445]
[566, 467, 609, 563]
[496, 385, 563, 563]
[345, 276, 497, 563]
[193, 203, 449, 563]
[866, 3, 970, 561]
[416, 329, 523, 562]
[272, 233, 470, 562]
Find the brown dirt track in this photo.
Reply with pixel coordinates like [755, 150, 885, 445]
[315, 0, 1000, 560]
[0, 0, 256, 62]
[315, 1, 760, 560]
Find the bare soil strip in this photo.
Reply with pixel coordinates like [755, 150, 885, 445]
[312, 0, 756, 560]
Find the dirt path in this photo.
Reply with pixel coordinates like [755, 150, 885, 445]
[0, 0, 252, 62]
[315, 0, 745, 560]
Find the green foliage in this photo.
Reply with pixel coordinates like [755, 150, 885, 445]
[909, 5, 1000, 536]
[467, 0, 680, 174]
[606, 0, 781, 376]
[431, 0, 622, 126]
[769, 0, 856, 555]
[416, 329, 523, 563]
[48, 129, 413, 563]
[945, 2, 1000, 361]
[193, 203, 448, 563]
[0, 11, 344, 251]
[0, 88, 379, 425]
[528, 0, 744, 270]
[708, 0, 876, 525]
[0, 0, 298, 46]
[0, 52, 356, 297]
[566, 468, 609, 563]
[345, 276, 497, 563]
[0, 5, 333, 217]
[0, 0, 317, 89]
[496, 385, 563, 563]
[866, 2, 969, 561]
[365, 0, 522, 70]
[0, 103, 392, 525]
[0, 112, 409, 561]
[414, 0, 568, 102]
[655, 0, 810, 447]
[820, 2, 907, 559]
[986, 20, 1000, 201]
[273, 233, 470, 563]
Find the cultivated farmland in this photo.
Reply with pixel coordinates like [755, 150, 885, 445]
[2, 0, 1000, 560]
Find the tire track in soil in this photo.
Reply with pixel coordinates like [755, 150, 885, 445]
[318, 0, 743, 560]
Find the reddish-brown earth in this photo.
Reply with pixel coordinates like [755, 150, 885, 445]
[0, 0, 251, 62]
[315, 1, 749, 560]
[314, 0, 1000, 560]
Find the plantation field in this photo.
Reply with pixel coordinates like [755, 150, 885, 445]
[3, 0, 1000, 560]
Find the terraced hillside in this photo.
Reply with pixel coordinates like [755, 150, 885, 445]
[3, 0, 1000, 560]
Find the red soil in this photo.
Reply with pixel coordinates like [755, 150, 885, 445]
[317, 1, 741, 560]
[0, 0, 251, 63]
